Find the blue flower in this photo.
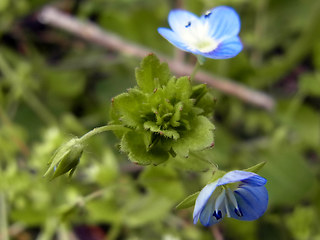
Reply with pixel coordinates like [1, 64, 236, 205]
[193, 170, 268, 226]
[158, 6, 243, 59]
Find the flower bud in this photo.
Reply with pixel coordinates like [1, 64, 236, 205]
[44, 137, 84, 180]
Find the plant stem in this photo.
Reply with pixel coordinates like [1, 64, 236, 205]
[190, 60, 200, 82]
[79, 125, 130, 143]
[0, 193, 9, 240]
[211, 225, 224, 240]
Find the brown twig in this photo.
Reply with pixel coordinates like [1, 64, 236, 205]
[38, 6, 275, 110]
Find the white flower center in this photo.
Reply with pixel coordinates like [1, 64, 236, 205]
[180, 20, 219, 53]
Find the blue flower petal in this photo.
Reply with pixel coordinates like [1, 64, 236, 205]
[203, 6, 241, 41]
[242, 175, 268, 186]
[218, 170, 266, 186]
[232, 185, 268, 221]
[168, 9, 200, 36]
[157, 27, 195, 53]
[201, 36, 243, 59]
[193, 181, 218, 224]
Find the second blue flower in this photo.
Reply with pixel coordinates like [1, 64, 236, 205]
[158, 6, 243, 59]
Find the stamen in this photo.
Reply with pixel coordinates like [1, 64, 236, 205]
[185, 21, 191, 28]
[204, 11, 212, 18]
[214, 188, 225, 213]
[234, 208, 243, 217]
[226, 188, 239, 210]
[213, 210, 222, 220]
[224, 198, 231, 217]
[226, 188, 241, 218]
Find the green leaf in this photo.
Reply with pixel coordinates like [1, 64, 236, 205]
[191, 84, 215, 116]
[170, 102, 183, 127]
[243, 161, 267, 173]
[176, 191, 200, 210]
[191, 84, 208, 101]
[111, 89, 146, 128]
[135, 54, 171, 93]
[120, 131, 169, 165]
[172, 116, 215, 157]
[166, 76, 192, 101]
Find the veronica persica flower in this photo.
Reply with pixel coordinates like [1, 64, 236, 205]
[158, 6, 242, 59]
[193, 170, 268, 226]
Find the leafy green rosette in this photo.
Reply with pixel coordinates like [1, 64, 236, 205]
[110, 54, 215, 165]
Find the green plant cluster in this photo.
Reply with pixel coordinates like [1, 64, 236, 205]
[1, 0, 320, 239]
[110, 54, 215, 165]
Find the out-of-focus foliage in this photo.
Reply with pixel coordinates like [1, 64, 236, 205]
[0, 0, 320, 239]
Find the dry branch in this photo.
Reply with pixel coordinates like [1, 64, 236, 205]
[38, 6, 275, 110]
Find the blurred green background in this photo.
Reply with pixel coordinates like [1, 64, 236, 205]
[0, 0, 320, 239]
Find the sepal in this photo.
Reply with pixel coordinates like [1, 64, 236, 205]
[176, 191, 200, 210]
[243, 161, 266, 173]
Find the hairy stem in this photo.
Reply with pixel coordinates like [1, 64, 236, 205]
[79, 125, 130, 143]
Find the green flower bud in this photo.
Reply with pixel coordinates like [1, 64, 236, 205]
[44, 137, 84, 180]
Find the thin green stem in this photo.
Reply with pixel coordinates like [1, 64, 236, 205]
[190, 60, 200, 82]
[79, 125, 130, 143]
[0, 193, 9, 240]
